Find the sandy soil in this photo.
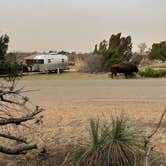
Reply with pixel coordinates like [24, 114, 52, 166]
[0, 78, 166, 165]
[16, 79, 166, 154]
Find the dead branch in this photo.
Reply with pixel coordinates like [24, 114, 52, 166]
[0, 133, 27, 143]
[148, 108, 166, 139]
[0, 144, 37, 155]
[0, 89, 21, 96]
[145, 108, 166, 166]
[0, 106, 44, 126]
[0, 95, 22, 105]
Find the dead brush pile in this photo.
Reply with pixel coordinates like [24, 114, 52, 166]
[75, 54, 104, 73]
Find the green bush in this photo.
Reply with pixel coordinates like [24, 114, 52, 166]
[65, 117, 145, 166]
[139, 68, 166, 78]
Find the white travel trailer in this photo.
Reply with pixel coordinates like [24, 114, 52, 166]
[31, 53, 69, 73]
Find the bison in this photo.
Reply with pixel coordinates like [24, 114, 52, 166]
[110, 63, 138, 79]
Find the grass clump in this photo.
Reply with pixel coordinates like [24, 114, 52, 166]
[139, 68, 166, 78]
[64, 116, 145, 166]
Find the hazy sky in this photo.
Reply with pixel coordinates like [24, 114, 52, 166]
[0, 0, 165, 52]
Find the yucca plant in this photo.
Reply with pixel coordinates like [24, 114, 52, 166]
[64, 116, 146, 166]
[104, 117, 145, 166]
[66, 119, 106, 166]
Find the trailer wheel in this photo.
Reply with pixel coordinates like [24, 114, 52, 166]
[59, 69, 63, 73]
[48, 70, 52, 73]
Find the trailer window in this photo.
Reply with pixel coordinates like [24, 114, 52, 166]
[48, 59, 51, 63]
[61, 59, 64, 63]
[34, 59, 44, 64]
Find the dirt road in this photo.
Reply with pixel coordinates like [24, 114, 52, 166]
[20, 79, 166, 102]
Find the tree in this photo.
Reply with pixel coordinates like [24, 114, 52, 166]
[149, 41, 166, 62]
[0, 34, 9, 61]
[93, 44, 98, 54]
[98, 40, 108, 55]
[0, 35, 44, 155]
[93, 33, 132, 71]
[138, 43, 147, 55]
[108, 32, 121, 50]
[94, 33, 132, 71]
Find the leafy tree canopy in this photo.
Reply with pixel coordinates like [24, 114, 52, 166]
[149, 41, 166, 62]
[0, 34, 9, 61]
[93, 33, 132, 70]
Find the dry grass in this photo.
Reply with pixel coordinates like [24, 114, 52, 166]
[21, 71, 109, 80]
[0, 78, 166, 165]
[0, 98, 166, 165]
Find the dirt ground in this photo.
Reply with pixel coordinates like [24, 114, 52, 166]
[1, 78, 166, 165]
[16, 78, 166, 155]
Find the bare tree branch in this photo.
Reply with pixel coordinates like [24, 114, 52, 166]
[0, 106, 44, 126]
[0, 89, 21, 96]
[145, 145, 153, 166]
[148, 108, 166, 139]
[145, 108, 166, 166]
[0, 95, 22, 105]
[0, 144, 37, 155]
[0, 133, 27, 143]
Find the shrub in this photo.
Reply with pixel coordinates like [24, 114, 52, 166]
[65, 117, 146, 166]
[130, 53, 143, 65]
[76, 54, 104, 73]
[149, 41, 166, 62]
[139, 68, 166, 78]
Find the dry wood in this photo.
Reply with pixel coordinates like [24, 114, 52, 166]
[145, 108, 166, 166]
[0, 144, 37, 155]
[0, 133, 27, 143]
[0, 106, 44, 125]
